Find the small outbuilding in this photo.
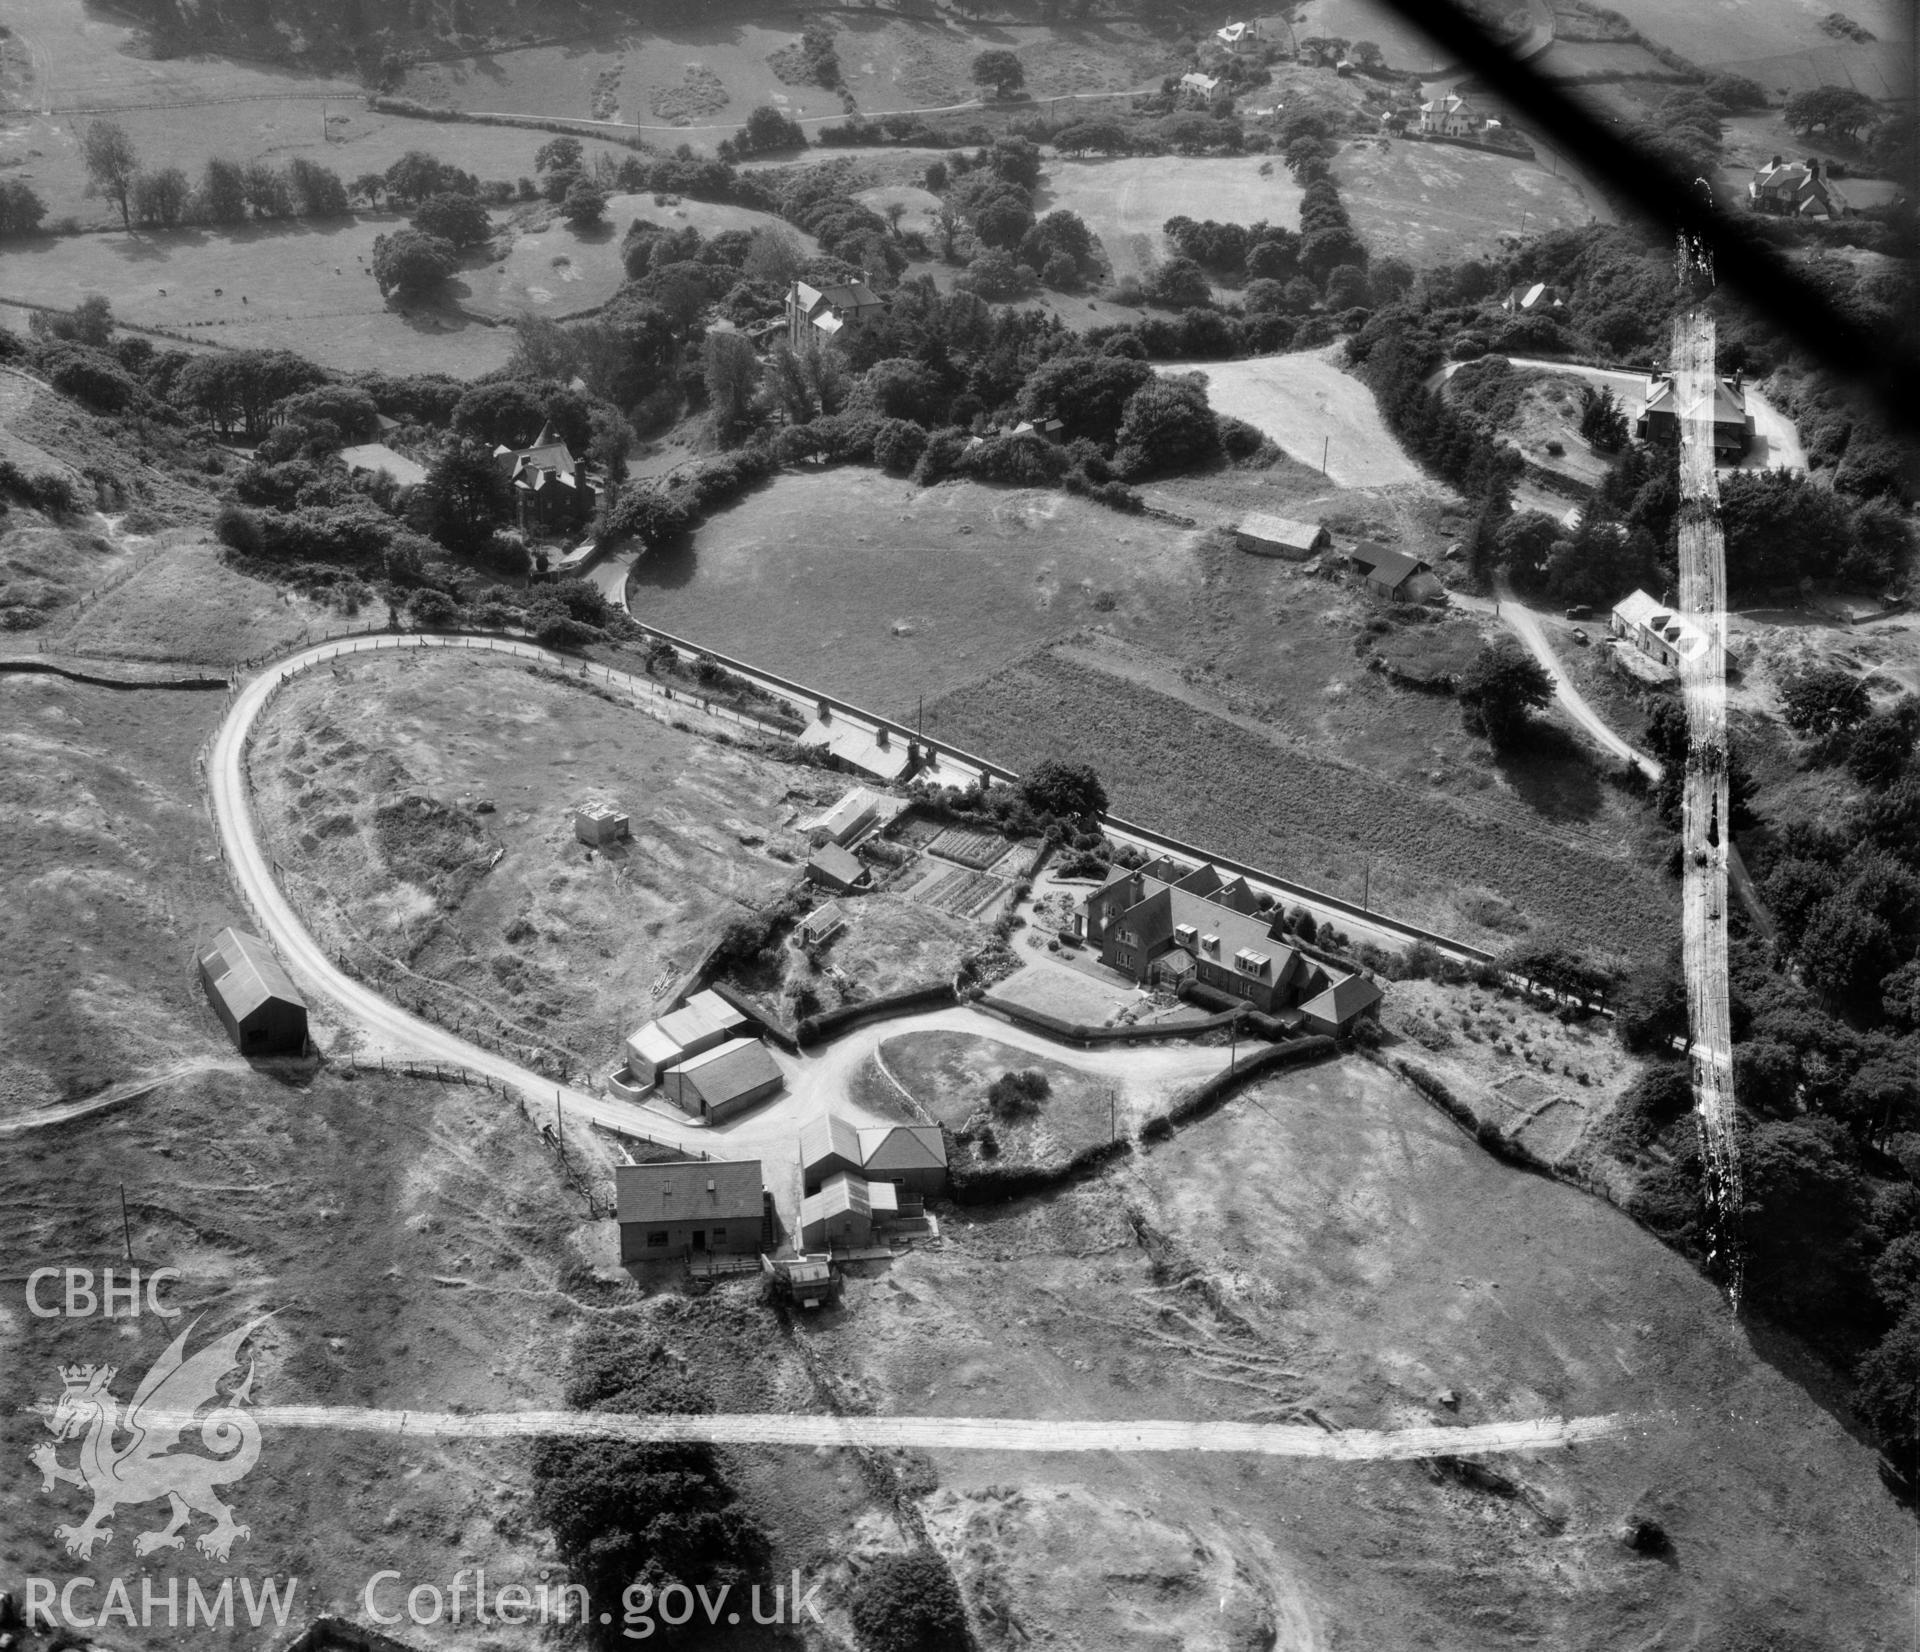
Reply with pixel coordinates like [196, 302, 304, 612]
[663, 1037, 784, 1124]
[617, 1159, 765, 1261]
[1297, 973, 1384, 1037]
[800, 1171, 875, 1250]
[1344, 542, 1444, 604]
[800, 1111, 866, 1193]
[1234, 514, 1330, 560]
[805, 786, 884, 845]
[574, 804, 629, 847]
[857, 1124, 949, 1198]
[799, 900, 848, 947]
[806, 842, 871, 894]
[198, 927, 308, 1055]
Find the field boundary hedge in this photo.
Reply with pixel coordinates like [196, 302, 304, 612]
[0, 659, 230, 691]
[796, 981, 956, 1046]
[975, 992, 1244, 1046]
[1139, 1037, 1338, 1140]
[947, 1134, 1133, 1205]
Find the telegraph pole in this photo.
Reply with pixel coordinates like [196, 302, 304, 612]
[119, 1184, 134, 1263]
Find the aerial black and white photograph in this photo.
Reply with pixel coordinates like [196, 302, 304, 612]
[0, 0, 1915, 1646]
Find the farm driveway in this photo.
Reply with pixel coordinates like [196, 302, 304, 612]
[1490, 578, 1658, 780]
[1158, 348, 1428, 488]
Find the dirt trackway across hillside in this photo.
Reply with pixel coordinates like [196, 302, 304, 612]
[149, 1404, 1627, 1460]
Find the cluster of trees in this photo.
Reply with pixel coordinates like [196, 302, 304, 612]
[1617, 912, 1920, 1459]
[531, 1322, 771, 1651]
[0, 179, 48, 237]
[79, 120, 356, 231]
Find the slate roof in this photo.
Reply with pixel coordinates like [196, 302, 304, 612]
[807, 842, 868, 886]
[1642, 374, 1747, 428]
[1236, 513, 1327, 551]
[800, 1112, 864, 1177]
[616, 1159, 763, 1225]
[858, 1124, 948, 1175]
[676, 1038, 783, 1109]
[1299, 974, 1384, 1026]
[199, 928, 304, 1023]
[1347, 542, 1433, 590]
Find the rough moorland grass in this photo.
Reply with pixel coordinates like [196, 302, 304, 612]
[926, 650, 1676, 961]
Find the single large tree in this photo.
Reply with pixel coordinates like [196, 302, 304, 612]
[83, 120, 139, 231]
[1020, 758, 1107, 821]
[371, 230, 457, 301]
[422, 435, 512, 557]
[1459, 640, 1554, 745]
[971, 48, 1025, 100]
[411, 190, 492, 248]
[702, 330, 760, 446]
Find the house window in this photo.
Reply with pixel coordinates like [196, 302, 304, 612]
[646, 1231, 668, 1248]
[1118, 929, 1136, 944]
[1117, 948, 1133, 966]
[711, 1228, 729, 1248]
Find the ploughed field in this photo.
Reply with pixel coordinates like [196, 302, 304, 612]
[925, 647, 1677, 961]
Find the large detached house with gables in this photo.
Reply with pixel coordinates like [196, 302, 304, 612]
[787, 279, 885, 348]
[494, 420, 597, 536]
[1082, 858, 1383, 1033]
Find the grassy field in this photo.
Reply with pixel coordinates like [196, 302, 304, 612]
[0, 674, 236, 1109]
[630, 469, 1204, 720]
[1157, 348, 1430, 488]
[0, 515, 124, 635]
[877, 1028, 1118, 1159]
[925, 644, 1677, 961]
[1331, 137, 1607, 267]
[1584, 0, 1906, 65]
[40, 534, 333, 665]
[805, 1053, 1912, 1650]
[1037, 156, 1303, 283]
[249, 651, 817, 1075]
[401, 15, 1178, 141]
[0, 217, 512, 378]
[469, 193, 814, 322]
[1292, 0, 1457, 71]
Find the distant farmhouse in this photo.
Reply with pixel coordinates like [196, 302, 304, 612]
[617, 1159, 768, 1261]
[787, 279, 885, 348]
[1081, 860, 1383, 1036]
[1234, 513, 1329, 560]
[199, 927, 307, 1055]
[494, 420, 596, 536]
[1418, 93, 1476, 136]
[1637, 373, 1752, 459]
[1501, 282, 1563, 314]
[798, 712, 916, 783]
[1215, 20, 1260, 52]
[1749, 156, 1849, 218]
[1179, 71, 1221, 98]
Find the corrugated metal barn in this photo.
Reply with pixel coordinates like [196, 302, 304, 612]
[198, 928, 307, 1054]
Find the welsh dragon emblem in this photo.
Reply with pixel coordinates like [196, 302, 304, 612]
[29, 1315, 270, 1562]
